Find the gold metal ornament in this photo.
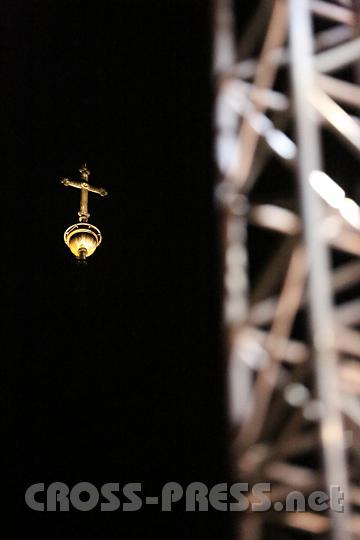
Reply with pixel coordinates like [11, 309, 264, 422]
[61, 164, 108, 261]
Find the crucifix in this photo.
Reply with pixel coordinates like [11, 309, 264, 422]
[61, 164, 108, 223]
[61, 164, 108, 261]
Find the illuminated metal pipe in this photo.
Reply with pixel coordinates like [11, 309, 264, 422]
[289, 1, 350, 538]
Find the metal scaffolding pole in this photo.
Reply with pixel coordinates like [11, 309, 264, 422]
[289, 1, 351, 539]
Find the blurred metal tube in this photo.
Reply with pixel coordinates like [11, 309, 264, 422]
[214, 0, 251, 423]
[289, 1, 351, 539]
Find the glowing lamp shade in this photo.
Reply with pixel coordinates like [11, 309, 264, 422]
[64, 223, 102, 260]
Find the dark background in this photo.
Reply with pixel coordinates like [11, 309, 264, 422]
[1, 1, 229, 539]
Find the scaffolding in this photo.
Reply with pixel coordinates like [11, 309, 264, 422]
[214, 1, 360, 538]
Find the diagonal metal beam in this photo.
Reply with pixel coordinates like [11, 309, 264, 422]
[226, 0, 289, 191]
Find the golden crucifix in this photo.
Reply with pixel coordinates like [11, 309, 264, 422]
[61, 164, 108, 261]
[61, 164, 108, 222]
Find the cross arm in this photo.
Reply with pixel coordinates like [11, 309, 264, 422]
[61, 178, 108, 197]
